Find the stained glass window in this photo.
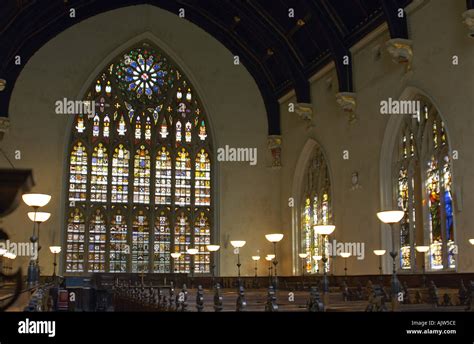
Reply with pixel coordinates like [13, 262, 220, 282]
[154, 211, 171, 273]
[110, 209, 128, 272]
[68, 142, 88, 202]
[195, 149, 211, 206]
[65, 208, 85, 273]
[174, 212, 191, 273]
[300, 146, 332, 274]
[91, 143, 108, 203]
[155, 147, 172, 205]
[65, 42, 213, 275]
[175, 148, 191, 206]
[426, 155, 442, 269]
[111, 144, 130, 203]
[194, 212, 211, 273]
[132, 211, 149, 273]
[398, 167, 411, 270]
[393, 98, 456, 271]
[133, 145, 150, 204]
[88, 209, 107, 272]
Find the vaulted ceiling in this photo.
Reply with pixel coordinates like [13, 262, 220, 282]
[0, 0, 422, 134]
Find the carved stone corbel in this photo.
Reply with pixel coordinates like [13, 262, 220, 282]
[295, 103, 313, 122]
[335, 92, 357, 123]
[0, 117, 10, 142]
[462, 9, 474, 38]
[385, 38, 413, 71]
[267, 135, 282, 168]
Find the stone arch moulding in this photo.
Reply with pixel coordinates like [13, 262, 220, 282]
[290, 138, 334, 275]
[378, 85, 456, 274]
[58, 31, 221, 275]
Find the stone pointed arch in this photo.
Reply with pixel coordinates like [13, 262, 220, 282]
[290, 138, 333, 274]
[61, 34, 217, 275]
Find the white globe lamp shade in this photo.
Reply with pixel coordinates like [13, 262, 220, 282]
[265, 234, 284, 243]
[415, 246, 430, 253]
[49, 246, 62, 254]
[27, 212, 51, 223]
[373, 250, 386, 256]
[314, 225, 335, 235]
[230, 240, 246, 248]
[377, 210, 404, 224]
[206, 245, 220, 252]
[251, 255, 261, 261]
[22, 193, 51, 208]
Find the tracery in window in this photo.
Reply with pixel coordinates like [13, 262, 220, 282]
[300, 146, 332, 274]
[393, 98, 456, 271]
[65, 42, 213, 274]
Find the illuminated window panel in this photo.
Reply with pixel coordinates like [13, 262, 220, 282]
[198, 119, 207, 141]
[194, 212, 210, 273]
[174, 212, 191, 273]
[394, 104, 457, 272]
[92, 114, 100, 137]
[153, 212, 171, 273]
[159, 117, 169, 139]
[300, 147, 331, 275]
[133, 145, 150, 204]
[90, 143, 108, 203]
[110, 209, 128, 273]
[176, 120, 182, 142]
[132, 211, 149, 273]
[195, 149, 211, 206]
[66, 44, 215, 275]
[111, 144, 130, 203]
[302, 198, 312, 273]
[88, 209, 107, 272]
[135, 116, 142, 141]
[145, 116, 152, 142]
[68, 142, 88, 202]
[117, 115, 127, 136]
[185, 121, 192, 142]
[75, 114, 86, 133]
[398, 167, 411, 270]
[65, 208, 85, 273]
[155, 147, 172, 205]
[442, 156, 455, 268]
[103, 115, 110, 138]
[426, 155, 442, 270]
[175, 148, 191, 206]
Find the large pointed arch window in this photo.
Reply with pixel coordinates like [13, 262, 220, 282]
[300, 146, 332, 273]
[393, 98, 456, 271]
[65, 42, 213, 274]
